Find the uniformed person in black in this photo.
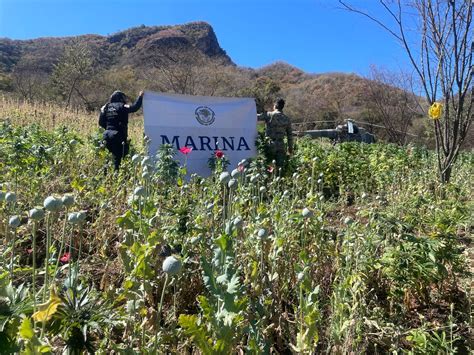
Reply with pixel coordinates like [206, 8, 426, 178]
[99, 90, 144, 170]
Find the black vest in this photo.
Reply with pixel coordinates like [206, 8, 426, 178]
[104, 103, 128, 137]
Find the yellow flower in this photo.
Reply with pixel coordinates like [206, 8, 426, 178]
[428, 102, 443, 120]
[32, 287, 61, 323]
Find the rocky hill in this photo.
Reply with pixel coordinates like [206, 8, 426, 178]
[0, 22, 232, 73]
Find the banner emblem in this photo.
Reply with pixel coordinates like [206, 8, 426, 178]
[195, 106, 216, 126]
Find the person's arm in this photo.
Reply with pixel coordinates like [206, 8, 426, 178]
[257, 111, 268, 122]
[125, 91, 144, 113]
[98, 104, 107, 129]
[287, 120, 293, 154]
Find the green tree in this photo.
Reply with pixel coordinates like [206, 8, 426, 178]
[51, 41, 94, 109]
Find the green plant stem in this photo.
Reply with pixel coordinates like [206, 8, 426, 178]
[299, 283, 304, 339]
[10, 229, 16, 280]
[76, 224, 84, 286]
[68, 227, 73, 288]
[222, 186, 227, 222]
[53, 209, 68, 278]
[32, 222, 37, 315]
[156, 273, 170, 344]
[228, 187, 231, 219]
[43, 213, 51, 302]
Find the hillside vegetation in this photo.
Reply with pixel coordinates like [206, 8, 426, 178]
[0, 100, 472, 353]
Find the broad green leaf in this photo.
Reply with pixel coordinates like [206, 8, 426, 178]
[18, 317, 34, 340]
[226, 273, 240, 294]
[178, 314, 212, 354]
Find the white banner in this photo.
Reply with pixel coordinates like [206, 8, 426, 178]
[143, 91, 257, 176]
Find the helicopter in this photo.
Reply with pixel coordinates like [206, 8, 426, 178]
[297, 119, 376, 144]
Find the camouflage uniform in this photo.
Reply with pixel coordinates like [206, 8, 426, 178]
[258, 110, 293, 168]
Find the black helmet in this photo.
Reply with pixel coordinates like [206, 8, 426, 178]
[110, 90, 127, 103]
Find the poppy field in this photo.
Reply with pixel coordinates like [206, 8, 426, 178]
[0, 100, 472, 354]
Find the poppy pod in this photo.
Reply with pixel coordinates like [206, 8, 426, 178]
[132, 154, 141, 165]
[134, 186, 146, 197]
[76, 211, 87, 223]
[67, 212, 80, 225]
[5, 192, 16, 203]
[29, 207, 45, 221]
[9, 215, 21, 228]
[297, 272, 305, 282]
[257, 228, 268, 240]
[302, 208, 313, 219]
[228, 179, 237, 189]
[233, 216, 243, 228]
[190, 235, 202, 245]
[231, 168, 241, 178]
[162, 255, 182, 275]
[219, 172, 230, 184]
[61, 194, 75, 208]
[43, 196, 63, 212]
[141, 156, 152, 167]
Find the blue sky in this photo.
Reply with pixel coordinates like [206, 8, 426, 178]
[0, 0, 413, 75]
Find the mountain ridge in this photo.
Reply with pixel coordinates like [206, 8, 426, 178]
[0, 21, 232, 73]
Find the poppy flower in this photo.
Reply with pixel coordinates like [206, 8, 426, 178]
[215, 150, 224, 159]
[60, 252, 71, 263]
[179, 146, 193, 155]
[267, 166, 274, 173]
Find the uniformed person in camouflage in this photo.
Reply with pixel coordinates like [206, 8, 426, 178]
[257, 98, 293, 169]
